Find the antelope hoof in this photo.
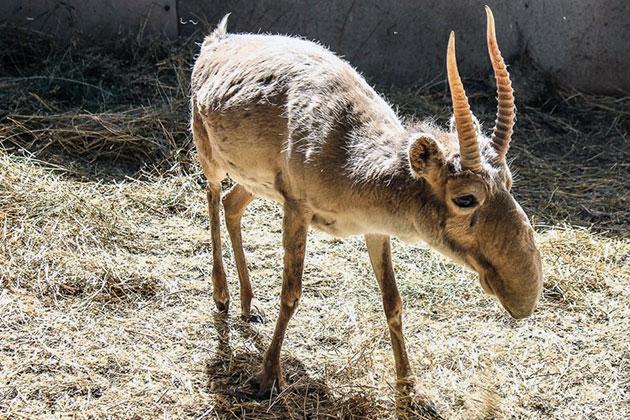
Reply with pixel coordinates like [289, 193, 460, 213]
[211, 271, 230, 313]
[213, 296, 230, 313]
[253, 367, 285, 398]
[242, 298, 266, 323]
[397, 399, 441, 420]
[396, 383, 442, 420]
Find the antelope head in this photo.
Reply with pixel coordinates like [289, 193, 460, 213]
[408, 7, 542, 319]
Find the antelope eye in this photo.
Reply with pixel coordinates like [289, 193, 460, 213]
[453, 195, 477, 208]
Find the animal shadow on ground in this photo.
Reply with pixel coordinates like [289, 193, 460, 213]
[204, 313, 443, 419]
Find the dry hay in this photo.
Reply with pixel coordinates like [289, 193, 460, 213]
[0, 26, 193, 171]
[1, 26, 629, 419]
[1, 152, 628, 419]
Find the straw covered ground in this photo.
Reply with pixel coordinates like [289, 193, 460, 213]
[1, 27, 629, 419]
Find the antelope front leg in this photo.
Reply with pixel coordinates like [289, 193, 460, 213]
[365, 235, 440, 417]
[255, 201, 310, 396]
[365, 234, 411, 384]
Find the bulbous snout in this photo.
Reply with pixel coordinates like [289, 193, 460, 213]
[474, 192, 543, 320]
[502, 293, 540, 320]
[483, 237, 542, 320]
[506, 305, 535, 320]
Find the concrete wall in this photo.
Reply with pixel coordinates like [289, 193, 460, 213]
[0, 0, 177, 39]
[2, 0, 629, 95]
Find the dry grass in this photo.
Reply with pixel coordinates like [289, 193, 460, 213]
[0, 26, 193, 171]
[1, 153, 628, 419]
[1, 27, 629, 419]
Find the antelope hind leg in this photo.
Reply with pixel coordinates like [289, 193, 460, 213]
[206, 183, 229, 312]
[223, 183, 266, 322]
[192, 108, 230, 312]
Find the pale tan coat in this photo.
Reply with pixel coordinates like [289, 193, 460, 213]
[190, 10, 542, 408]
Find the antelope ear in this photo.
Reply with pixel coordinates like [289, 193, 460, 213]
[408, 133, 445, 178]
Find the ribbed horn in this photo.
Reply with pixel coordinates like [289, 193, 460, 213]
[485, 5, 515, 161]
[447, 31, 481, 172]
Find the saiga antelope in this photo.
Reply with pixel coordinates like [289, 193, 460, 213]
[191, 6, 542, 399]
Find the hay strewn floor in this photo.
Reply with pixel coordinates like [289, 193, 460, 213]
[1, 153, 628, 418]
[1, 27, 629, 419]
